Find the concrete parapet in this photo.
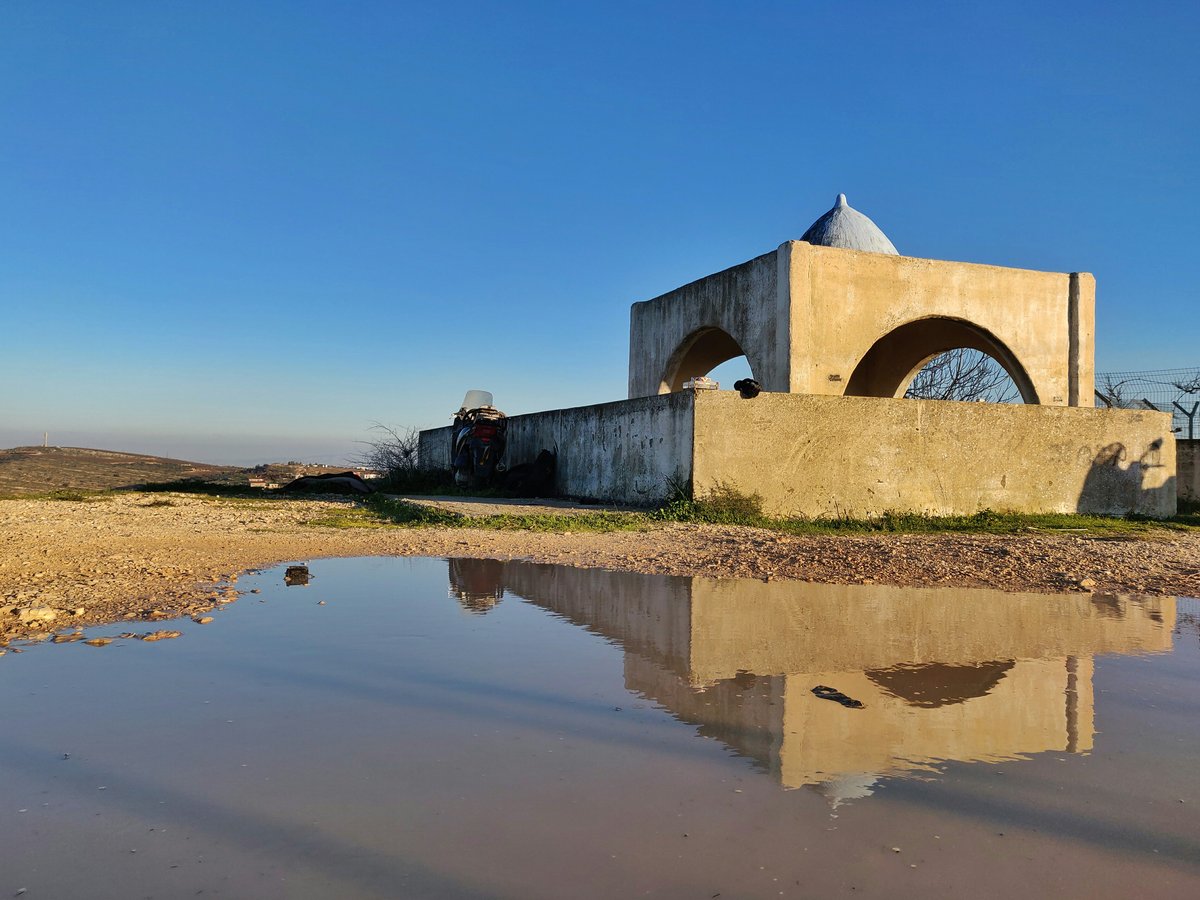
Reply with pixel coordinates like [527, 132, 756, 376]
[420, 391, 1177, 516]
[691, 390, 1175, 518]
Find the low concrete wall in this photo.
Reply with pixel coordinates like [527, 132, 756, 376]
[691, 391, 1175, 518]
[419, 391, 1177, 517]
[419, 393, 694, 504]
[417, 425, 455, 471]
[1179, 439, 1199, 502]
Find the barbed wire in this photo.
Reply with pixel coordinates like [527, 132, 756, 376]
[1095, 368, 1200, 438]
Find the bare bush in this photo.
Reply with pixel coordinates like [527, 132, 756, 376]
[905, 348, 1019, 403]
[1095, 375, 1135, 409]
[355, 424, 420, 479]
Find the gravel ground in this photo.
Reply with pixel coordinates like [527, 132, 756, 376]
[2, 492, 1198, 645]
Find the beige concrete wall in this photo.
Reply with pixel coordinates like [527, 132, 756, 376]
[1179, 439, 1199, 502]
[628, 250, 785, 398]
[692, 390, 1175, 517]
[785, 242, 1093, 406]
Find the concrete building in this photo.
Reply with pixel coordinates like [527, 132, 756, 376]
[629, 195, 1092, 406]
[420, 195, 1176, 517]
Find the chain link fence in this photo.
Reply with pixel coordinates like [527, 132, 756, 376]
[1095, 368, 1200, 439]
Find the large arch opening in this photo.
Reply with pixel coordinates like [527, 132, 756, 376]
[844, 317, 1039, 404]
[659, 327, 755, 394]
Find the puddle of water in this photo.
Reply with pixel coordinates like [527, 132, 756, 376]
[2, 557, 1198, 899]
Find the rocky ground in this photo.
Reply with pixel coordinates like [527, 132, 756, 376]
[2, 492, 1199, 646]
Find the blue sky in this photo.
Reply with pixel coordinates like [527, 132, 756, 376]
[2, 1, 1196, 464]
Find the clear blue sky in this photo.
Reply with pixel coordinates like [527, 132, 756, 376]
[2, 1, 1196, 464]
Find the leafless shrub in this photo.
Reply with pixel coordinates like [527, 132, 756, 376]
[355, 424, 420, 478]
[1171, 375, 1200, 396]
[1095, 375, 1135, 409]
[905, 349, 1019, 403]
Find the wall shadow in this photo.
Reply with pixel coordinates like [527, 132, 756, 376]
[1077, 439, 1176, 517]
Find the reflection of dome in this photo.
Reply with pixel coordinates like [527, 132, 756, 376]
[801, 194, 898, 255]
[812, 773, 879, 808]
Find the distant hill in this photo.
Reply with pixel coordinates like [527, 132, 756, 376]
[0, 446, 378, 495]
[0, 446, 243, 495]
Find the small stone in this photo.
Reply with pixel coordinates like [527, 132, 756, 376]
[83, 638, 113, 647]
[17, 606, 57, 624]
[139, 630, 182, 642]
[892, 847, 901, 853]
[317, 600, 326, 605]
[193, 617, 214, 625]
[1078, 578, 1097, 590]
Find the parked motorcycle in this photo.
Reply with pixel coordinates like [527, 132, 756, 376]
[451, 390, 508, 488]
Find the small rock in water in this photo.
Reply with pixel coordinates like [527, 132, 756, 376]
[139, 630, 182, 642]
[83, 637, 113, 647]
[285, 565, 310, 586]
[193, 617, 214, 625]
[317, 600, 326, 605]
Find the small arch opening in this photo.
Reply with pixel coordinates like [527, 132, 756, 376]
[845, 317, 1038, 404]
[660, 327, 755, 393]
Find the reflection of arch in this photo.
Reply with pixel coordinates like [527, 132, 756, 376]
[844, 317, 1040, 404]
[865, 661, 1015, 708]
[659, 327, 753, 394]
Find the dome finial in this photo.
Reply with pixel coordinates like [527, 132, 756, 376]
[800, 194, 898, 255]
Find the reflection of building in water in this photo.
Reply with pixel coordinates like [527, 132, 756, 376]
[493, 562, 1175, 796]
[447, 558, 506, 614]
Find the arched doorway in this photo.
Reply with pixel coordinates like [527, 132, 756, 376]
[659, 327, 755, 393]
[845, 317, 1039, 404]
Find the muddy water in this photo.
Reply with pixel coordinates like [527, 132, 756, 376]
[2, 558, 1198, 899]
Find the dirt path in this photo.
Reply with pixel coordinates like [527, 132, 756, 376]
[2, 493, 1198, 644]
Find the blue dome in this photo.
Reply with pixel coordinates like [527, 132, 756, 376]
[801, 194, 898, 255]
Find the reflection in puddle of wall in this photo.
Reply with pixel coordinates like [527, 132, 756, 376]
[456, 560, 1175, 800]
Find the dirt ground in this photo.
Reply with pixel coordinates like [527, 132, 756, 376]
[2, 492, 1199, 645]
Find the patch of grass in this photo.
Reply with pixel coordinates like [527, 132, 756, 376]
[301, 480, 1200, 538]
[652, 482, 765, 525]
[306, 496, 648, 534]
[654, 485, 1198, 537]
